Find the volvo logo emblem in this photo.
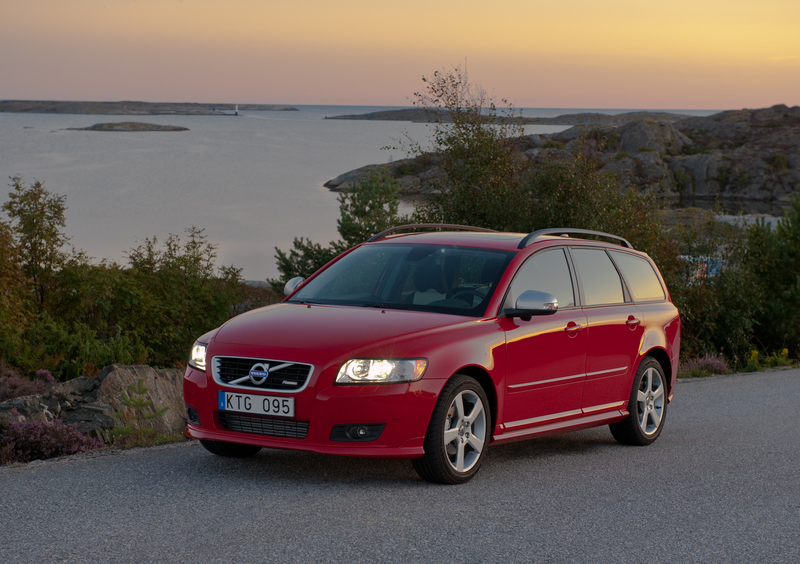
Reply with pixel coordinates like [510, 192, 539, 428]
[249, 363, 270, 385]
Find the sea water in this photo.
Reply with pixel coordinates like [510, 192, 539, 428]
[0, 105, 711, 280]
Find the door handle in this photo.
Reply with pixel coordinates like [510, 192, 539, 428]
[565, 322, 582, 336]
[626, 316, 641, 330]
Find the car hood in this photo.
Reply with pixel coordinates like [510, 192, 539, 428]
[210, 302, 476, 360]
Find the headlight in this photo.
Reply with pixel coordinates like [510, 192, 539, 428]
[336, 359, 427, 384]
[189, 342, 207, 371]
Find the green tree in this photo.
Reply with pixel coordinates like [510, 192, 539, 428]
[401, 66, 531, 231]
[125, 226, 245, 366]
[748, 195, 800, 353]
[2, 177, 69, 308]
[0, 218, 27, 324]
[271, 170, 406, 289]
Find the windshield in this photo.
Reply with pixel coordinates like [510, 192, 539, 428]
[289, 244, 514, 317]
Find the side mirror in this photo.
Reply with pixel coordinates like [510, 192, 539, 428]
[505, 290, 558, 321]
[284, 276, 306, 296]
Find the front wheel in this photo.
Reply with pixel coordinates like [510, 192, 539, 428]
[199, 439, 262, 457]
[412, 375, 490, 484]
[609, 357, 667, 446]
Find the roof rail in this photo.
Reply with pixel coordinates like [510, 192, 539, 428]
[367, 223, 497, 242]
[518, 228, 633, 249]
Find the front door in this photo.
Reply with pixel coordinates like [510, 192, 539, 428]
[501, 248, 587, 428]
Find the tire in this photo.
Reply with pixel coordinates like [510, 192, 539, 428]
[412, 375, 490, 484]
[609, 357, 668, 446]
[199, 439, 263, 458]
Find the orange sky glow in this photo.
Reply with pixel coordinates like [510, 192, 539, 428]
[2, 0, 798, 109]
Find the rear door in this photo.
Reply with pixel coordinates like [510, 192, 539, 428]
[569, 247, 644, 412]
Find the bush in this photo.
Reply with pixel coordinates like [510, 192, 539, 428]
[1, 178, 252, 378]
[404, 65, 532, 232]
[0, 412, 103, 465]
[271, 170, 407, 290]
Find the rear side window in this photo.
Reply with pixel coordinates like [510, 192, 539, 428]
[610, 251, 665, 302]
[503, 248, 575, 310]
[571, 248, 625, 306]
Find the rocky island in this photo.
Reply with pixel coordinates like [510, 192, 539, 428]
[0, 100, 298, 115]
[70, 122, 189, 132]
[326, 107, 692, 126]
[325, 104, 800, 205]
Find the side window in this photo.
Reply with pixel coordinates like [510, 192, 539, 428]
[609, 251, 665, 302]
[503, 248, 575, 310]
[571, 248, 625, 306]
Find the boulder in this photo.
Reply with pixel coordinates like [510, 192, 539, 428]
[2, 365, 186, 441]
[669, 152, 728, 197]
[617, 120, 692, 156]
[0, 394, 54, 423]
[92, 365, 185, 436]
[551, 124, 614, 143]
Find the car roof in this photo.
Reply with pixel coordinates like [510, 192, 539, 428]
[364, 230, 635, 253]
[366, 231, 526, 250]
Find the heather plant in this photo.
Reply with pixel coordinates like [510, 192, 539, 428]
[0, 363, 55, 401]
[680, 353, 732, 378]
[0, 411, 103, 465]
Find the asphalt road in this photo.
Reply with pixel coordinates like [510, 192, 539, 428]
[2, 369, 799, 564]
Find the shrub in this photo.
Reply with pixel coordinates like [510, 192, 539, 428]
[0, 363, 54, 401]
[673, 168, 691, 192]
[271, 170, 407, 289]
[744, 349, 760, 372]
[769, 153, 789, 171]
[0, 412, 103, 465]
[765, 348, 793, 368]
[109, 378, 183, 449]
[737, 172, 749, 187]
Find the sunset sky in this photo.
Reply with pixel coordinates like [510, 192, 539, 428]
[2, 0, 798, 110]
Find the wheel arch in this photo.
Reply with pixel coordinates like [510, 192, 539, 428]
[452, 365, 498, 437]
[643, 347, 672, 394]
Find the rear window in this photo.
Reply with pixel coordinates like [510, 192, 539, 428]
[570, 248, 625, 306]
[610, 251, 665, 302]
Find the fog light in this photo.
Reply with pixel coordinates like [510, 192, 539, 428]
[330, 423, 386, 442]
[348, 426, 369, 440]
[185, 405, 201, 426]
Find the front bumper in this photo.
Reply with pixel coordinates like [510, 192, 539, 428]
[183, 366, 442, 458]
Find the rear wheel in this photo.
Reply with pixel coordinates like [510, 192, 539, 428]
[609, 357, 667, 446]
[199, 439, 262, 457]
[412, 375, 490, 484]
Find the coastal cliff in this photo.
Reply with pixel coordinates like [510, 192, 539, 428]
[325, 104, 800, 204]
[326, 108, 692, 126]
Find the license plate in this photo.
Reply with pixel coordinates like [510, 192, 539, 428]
[218, 391, 295, 418]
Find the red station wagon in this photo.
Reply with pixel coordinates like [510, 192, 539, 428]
[184, 225, 680, 484]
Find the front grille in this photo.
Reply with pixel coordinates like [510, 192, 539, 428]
[213, 356, 313, 391]
[218, 413, 309, 439]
